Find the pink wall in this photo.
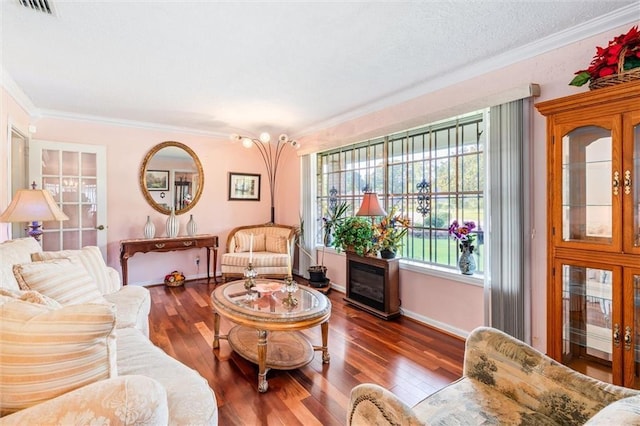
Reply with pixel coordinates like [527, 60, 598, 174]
[3, 116, 300, 286]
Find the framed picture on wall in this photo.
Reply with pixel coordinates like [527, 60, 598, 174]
[228, 172, 261, 201]
[146, 170, 169, 191]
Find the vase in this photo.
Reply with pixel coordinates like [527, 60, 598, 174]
[186, 214, 197, 236]
[166, 208, 179, 238]
[143, 215, 155, 239]
[380, 249, 396, 259]
[458, 242, 477, 275]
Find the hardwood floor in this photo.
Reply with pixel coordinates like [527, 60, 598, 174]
[148, 278, 464, 425]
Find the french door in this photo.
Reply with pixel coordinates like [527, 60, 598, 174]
[29, 140, 107, 254]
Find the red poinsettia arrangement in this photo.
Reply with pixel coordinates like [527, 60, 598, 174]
[570, 25, 640, 87]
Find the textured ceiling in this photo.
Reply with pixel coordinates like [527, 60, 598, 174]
[1, 1, 639, 141]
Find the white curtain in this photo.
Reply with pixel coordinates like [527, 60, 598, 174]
[486, 98, 532, 342]
[298, 154, 317, 277]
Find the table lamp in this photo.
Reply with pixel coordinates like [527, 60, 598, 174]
[0, 182, 69, 241]
[356, 191, 387, 220]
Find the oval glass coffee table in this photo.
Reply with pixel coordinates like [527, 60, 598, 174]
[211, 279, 331, 392]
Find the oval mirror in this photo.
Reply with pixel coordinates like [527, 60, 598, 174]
[139, 141, 204, 215]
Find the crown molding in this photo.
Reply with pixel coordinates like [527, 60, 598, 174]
[297, 4, 640, 137]
[0, 67, 39, 118]
[37, 109, 229, 138]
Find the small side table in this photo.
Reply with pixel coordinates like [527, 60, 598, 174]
[120, 234, 218, 285]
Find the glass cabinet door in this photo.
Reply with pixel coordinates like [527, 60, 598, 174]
[559, 260, 622, 385]
[560, 124, 618, 250]
[623, 111, 640, 254]
[624, 269, 640, 389]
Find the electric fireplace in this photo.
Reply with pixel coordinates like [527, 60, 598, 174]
[344, 252, 400, 319]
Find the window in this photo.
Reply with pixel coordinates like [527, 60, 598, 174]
[317, 111, 486, 273]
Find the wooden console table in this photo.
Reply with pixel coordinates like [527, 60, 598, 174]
[120, 234, 218, 285]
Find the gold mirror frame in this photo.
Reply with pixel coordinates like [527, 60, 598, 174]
[139, 141, 204, 215]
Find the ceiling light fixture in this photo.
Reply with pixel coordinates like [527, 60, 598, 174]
[230, 133, 300, 223]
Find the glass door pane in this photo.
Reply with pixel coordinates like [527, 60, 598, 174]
[29, 141, 107, 254]
[561, 263, 618, 384]
[562, 126, 613, 245]
[624, 270, 640, 389]
[624, 113, 640, 253]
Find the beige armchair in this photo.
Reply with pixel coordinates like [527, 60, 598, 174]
[348, 326, 640, 425]
[220, 223, 296, 282]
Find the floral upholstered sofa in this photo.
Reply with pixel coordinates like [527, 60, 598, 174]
[0, 237, 218, 425]
[348, 326, 640, 425]
[220, 223, 296, 282]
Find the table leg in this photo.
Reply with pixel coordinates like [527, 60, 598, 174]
[206, 247, 212, 281]
[120, 253, 129, 286]
[257, 329, 269, 392]
[212, 246, 218, 283]
[212, 312, 220, 349]
[321, 321, 330, 363]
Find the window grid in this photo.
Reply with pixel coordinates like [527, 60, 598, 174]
[317, 112, 485, 272]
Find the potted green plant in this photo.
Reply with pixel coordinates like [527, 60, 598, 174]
[332, 216, 375, 257]
[373, 206, 410, 259]
[321, 201, 349, 246]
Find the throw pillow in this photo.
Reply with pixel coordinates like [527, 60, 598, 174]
[0, 237, 42, 292]
[266, 235, 288, 254]
[235, 232, 266, 252]
[0, 300, 117, 415]
[31, 246, 113, 295]
[13, 257, 107, 305]
[0, 288, 62, 309]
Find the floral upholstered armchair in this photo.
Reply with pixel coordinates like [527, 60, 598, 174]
[348, 327, 640, 425]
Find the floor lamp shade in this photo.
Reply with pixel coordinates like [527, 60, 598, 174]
[0, 188, 69, 240]
[356, 192, 387, 217]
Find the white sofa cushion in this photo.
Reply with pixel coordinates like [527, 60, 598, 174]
[13, 257, 107, 305]
[0, 299, 117, 415]
[31, 246, 113, 295]
[0, 238, 42, 291]
[117, 327, 217, 425]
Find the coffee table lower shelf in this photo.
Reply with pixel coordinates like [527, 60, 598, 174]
[227, 325, 315, 371]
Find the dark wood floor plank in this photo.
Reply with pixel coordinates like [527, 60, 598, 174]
[147, 279, 464, 424]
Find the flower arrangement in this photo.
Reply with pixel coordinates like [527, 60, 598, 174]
[570, 25, 640, 87]
[373, 206, 410, 254]
[448, 220, 476, 245]
[332, 216, 375, 256]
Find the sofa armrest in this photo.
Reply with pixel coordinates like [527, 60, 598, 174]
[585, 395, 640, 425]
[347, 383, 423, 426]
[104, 266, 123, 294]
[1, 375, 168, 425]
[464, 327, 639, 420]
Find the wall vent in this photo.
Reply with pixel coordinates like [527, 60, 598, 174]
[18, 0, 55, 15]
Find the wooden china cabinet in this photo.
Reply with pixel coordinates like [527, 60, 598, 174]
[536, 80, 640, 389]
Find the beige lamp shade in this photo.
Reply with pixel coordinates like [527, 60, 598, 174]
[356, 192, 387, 217]
[0, 188, 69, 222]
